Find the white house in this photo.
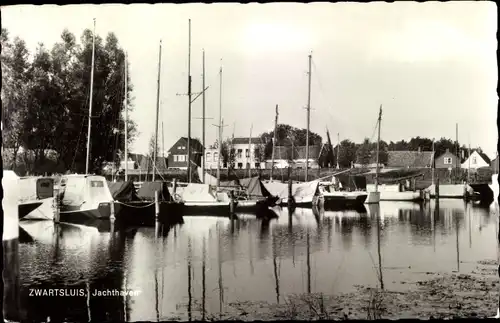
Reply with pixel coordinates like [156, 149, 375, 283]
[231, 137, 265, 169]
[461, 150, 491, 170]
[265, 145, 321, 169]
[204, 147, 221, 170]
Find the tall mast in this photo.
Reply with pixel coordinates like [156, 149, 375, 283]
[248, 124, 253, 178]
[187, 19, 193, 183]
[217, 60, 222, 187]
[455, 123, 459, 183]
[432, 138, 435, 185]
[270, 104, 278, 181]
[201, 49, 206, 183]
[153, 40, 162, 181]
[336, 132, 340, 169]
[468, 141, 471, 184]
[375, 105, 382, 192]
[162, 121, 165, 159]
[124, 51, 128, 181]
[305, 53, 312, 182]
[85, 18, 96, 175]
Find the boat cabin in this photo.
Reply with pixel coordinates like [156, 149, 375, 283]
[60, 175, 114, 210]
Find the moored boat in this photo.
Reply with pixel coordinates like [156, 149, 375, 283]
[221, 176, 280, 213]
[264, 180, 319, 207]
[316, 181, 368, 210]
[175, 183, 233, 216]
[367, 184, 424, 202]
[111, 180, 183, 226]
[57, 174, 115, 223]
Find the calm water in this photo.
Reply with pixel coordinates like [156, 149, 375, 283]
[15, 200, 498, 321]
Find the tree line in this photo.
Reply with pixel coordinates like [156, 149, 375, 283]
[1, 27, 136, 175]
[208, 125, 481, 169]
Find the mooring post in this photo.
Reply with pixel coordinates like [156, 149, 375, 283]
[173, 178, 178, 195]
[110, 201, 115, 222]
[287, 167, 294, 207]
[435, 174, 440, 200]
[229, 190, 235, 217]
[155, 190, 159, 219]
[53, 187, 60, 223]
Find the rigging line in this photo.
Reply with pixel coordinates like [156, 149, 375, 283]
[310, 59, 340, 122]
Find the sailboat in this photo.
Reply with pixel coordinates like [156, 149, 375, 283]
[303, 54, 368, 209]
[57, 19, 115, 223]
[169, 21, 232, 216]
[110, 42, 184, 226]
[365, 107, 424, 202]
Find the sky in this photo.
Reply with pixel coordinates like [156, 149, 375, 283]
[2, 2, 498, 158]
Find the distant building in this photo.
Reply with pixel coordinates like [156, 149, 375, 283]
[265, 146, 289, 169]
[103, 153, 168, 175]
[230, 137, 265, 169]
[434, 149, 460, 169]
[461, 149, 491, 170]
[386, 150, 435, 169]
[167, 137, 204, 170]
[491, 154, 499, 174]
[265, 145, 321, 169]
[353, 151, 385, 169]
[290, 145, 321, 169]
[204, 147, 221, 170]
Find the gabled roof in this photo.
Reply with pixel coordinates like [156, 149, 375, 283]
[231, 137, 263, 145]
[269, 146, 289, 160]
[474, 150, 491, 164]
[168, 137, 204, 152]
[292, 145, 322, 160]
[387, 151, 435, 168]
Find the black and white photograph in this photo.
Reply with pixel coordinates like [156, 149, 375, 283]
[2, 2, 499, 321]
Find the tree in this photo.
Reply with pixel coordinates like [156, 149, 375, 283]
[337, 139, 357, 168]
[1, 32, 30, 171]
[257, 124, 323, 160]
[253, 143, 267, 165]
[221, 139, 236, 168]
[356, 138, 372, 165]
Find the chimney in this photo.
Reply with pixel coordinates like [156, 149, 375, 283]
[446, 148, 449, 153]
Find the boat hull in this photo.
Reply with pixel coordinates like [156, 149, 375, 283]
[181, 202, 232, 217]
[365, 191, 380, 204]
[320, 192, 368, 211]
[114, 201, 184, 226]
[59, 202, 113, 223]
[379, 191, 423, 202]
[18, 201, 44, 220]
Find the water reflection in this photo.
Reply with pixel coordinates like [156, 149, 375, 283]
[17, 199, 497, 321]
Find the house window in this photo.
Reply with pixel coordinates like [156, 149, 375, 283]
[237, 149, 243, 159]
[472, 157, 477, 164]
[213, 152, 219, 161]
[206, 153, 211, 162]
[444, 157, 452, 165]
[238, 163, 243, 169]
[255, 163, 260, 168]
[174, 155, 186, 162]
[245, 149, 249, 158]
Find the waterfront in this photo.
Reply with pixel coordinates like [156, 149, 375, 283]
[10, 199, 498, 321]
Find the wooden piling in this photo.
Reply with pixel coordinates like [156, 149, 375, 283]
[173, 178, 178, 195]
[110, 201, 115, 221]
[435, 174, 440, 200]
[287, 167, 294, 207]
[229, 190, 235, 216]
[155, 190, 159, 219]
[53, 188, 60, 223]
